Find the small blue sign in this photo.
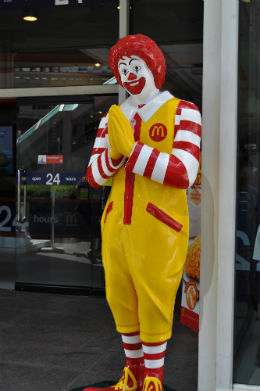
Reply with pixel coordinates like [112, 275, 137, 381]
[23, 172, 88, 186]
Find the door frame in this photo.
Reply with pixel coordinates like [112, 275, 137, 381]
[0, 84, 118, 99]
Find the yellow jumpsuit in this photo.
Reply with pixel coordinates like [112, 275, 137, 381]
[101, 98, 189, 343]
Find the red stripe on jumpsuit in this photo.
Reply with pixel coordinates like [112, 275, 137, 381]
[123, 112, 142, 225]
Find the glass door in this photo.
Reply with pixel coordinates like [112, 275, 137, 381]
[15, 95, 116, 291]
[233, 0, 260, 386]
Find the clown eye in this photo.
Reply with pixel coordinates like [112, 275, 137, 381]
[121, 68, 128, 76]
[133, 65, 141, 73]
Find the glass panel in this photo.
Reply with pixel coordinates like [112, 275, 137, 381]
[0, 1, 118, 88]
[0, 101, 17, 289]
[130, 0, 203, 109]
[233, 0, 260, 385]
[15, 95, 117, 289]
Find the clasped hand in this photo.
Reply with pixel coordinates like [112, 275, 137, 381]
[108, 105, 135, 160]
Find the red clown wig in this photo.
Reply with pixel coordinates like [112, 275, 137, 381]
[109, 34, 166, 89]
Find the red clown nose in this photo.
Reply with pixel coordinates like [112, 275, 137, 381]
[128, 73, 136, 81]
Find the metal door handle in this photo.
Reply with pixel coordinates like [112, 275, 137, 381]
[22, 180, 27, 223]
[17, 169, 21, 223]
[17, 169, 27, 223]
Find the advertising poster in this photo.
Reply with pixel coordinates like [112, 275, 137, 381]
[180, 161, 201, 332]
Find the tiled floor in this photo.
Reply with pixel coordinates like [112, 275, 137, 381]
[0, 289, 198, 391]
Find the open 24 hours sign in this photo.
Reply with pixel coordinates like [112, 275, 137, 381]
[23, 173, 88, 186]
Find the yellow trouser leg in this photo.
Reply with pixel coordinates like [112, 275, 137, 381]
[102, 220, 140, 333]
[124, 218, 188, 343]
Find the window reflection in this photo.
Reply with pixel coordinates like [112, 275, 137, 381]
[234, 0, 260, 385]
[15, 95, 117, 288]
[130, 0, 203, 109]
[0, 2, 118, 88]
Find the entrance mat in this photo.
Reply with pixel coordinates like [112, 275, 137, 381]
[71, 382, 176, 391]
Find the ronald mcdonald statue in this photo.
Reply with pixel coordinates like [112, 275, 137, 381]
[86, 34, 201, 391]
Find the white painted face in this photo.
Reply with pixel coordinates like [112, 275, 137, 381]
[118, 56, 158, 101]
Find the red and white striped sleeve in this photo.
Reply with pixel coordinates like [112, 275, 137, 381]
[125, 100, 201, 189]
[87, 113, 126, 188]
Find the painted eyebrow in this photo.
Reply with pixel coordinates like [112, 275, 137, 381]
[129, 58, 140, 64]
[118, 62, 127, 67]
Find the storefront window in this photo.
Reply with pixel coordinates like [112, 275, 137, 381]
[14, 95, 117, 289]
[130, 0, 203, 109]
[234, 0, 260, 385]
[0, 0, 118, 89]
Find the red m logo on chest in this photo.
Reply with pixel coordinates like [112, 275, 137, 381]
[149, 123, 167, 142]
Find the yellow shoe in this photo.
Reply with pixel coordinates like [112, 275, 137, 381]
[114, 366, 138, 391]
[142, 377, 163, 391]
[83, 366, 141, 391]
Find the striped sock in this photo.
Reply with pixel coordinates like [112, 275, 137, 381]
[121, 333, 144, 389]
[122, 332, 144, 365]
[142, 341, 167, 382]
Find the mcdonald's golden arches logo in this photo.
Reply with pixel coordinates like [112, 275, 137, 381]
[149, 123, 167, 142]
[65, 213, 79, 225]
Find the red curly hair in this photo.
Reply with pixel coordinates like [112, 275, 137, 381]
[109, 34, 166, 89]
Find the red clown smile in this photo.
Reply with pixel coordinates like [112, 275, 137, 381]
[123, 77, 146, 95]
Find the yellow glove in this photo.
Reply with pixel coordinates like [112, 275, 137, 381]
[108, 123, 122, 160]
[108, 105, 135, 158]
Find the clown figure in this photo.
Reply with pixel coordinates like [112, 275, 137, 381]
[86, 34, 201, 391]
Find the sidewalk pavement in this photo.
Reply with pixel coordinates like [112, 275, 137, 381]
[0, 289, 198, 391]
